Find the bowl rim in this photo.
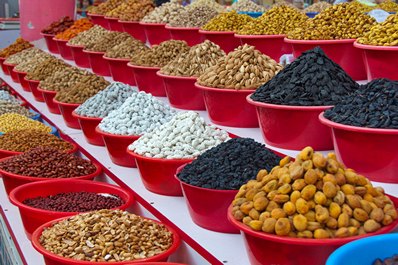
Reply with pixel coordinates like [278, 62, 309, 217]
[31, 215, 181, 265]
[234, 33, 286, 39]
[65, 42, 85, 48]
[103, 55, 131, 62]
[87, 12, 105, 17]
[9, 179, 134, 215]
[95, 125, 141, 140]
[40, 32, 56, 37]
[156, 71, 197, 80]
[284, 37, 356, 44]
[52, 37, 68, 43]
[227, 195, 398, 246]
[246, 94, 334, 110]
[0, 140, 78, 156]
[194, 82, 256, 93]
[305, 12, 319, 15]
[138, 22, 167, 26]
[82, 49, 106, 55]
[71, 110, 103, 121]
[319, 112, 398, 134]
[198, 29, 235, 35]
[12, 68, 27, 75]
[0, 157, 102, 181]
[127, 149, 194, 164]
[118, 20, 140, 24]
[3, 61, 16, 67]
[165, 25, 200, 30]
[37, 85, 57, 94]
[23, 76, 40, 83]
[353, 40, 398, 51]
[53, 97, 81, 107]
[104, 16, 120, 20]
[127, 62, 161, 70]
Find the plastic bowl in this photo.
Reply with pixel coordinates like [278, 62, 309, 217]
[127, 63, 166, 96]
[95, 126, 140, 167]
[31, 215, 180, 265]
[319, 112, 398, 183]
[237, 11, 264, 18]
[228, 195, 398, 265]
[0, 158, 102, 195]
[354, 41, 398, 81]
[12, 69, 30, 91]
[53, 98, 81, 129]
[53, 38, 73, 60]
[72, 111, 104, 146]
[165, 25, 204, 46]
[24, 77, 44, 101]
[66, 43, 90, 68]
[40, 32, 59, 54]
[306, 12, 319, 18]
[0, 57, 10, 75]
[235, 34, 291, 61]
[284, 38, 366, 81]
[127, 150, 193, 196]
[9, 179, 134, 239]
[195, 83, 259, 128]
[87, 13, 109, 29]
[83, 49, 111, 76]
[199, 30, 240, 53]
[157, 72, 205, 110]
[120, 20, 147, 43]
[175, 164, 239, 233]
[4, 62, 19, 83]
[140, 22, 171, 45]
[105, 16, 124, 32]
[37, 86, 61, 114]
[103, 56, 136, 85]
[247, 96, 333, 150]
[326, 234, 398, 265]
[29, 109, 41, 121]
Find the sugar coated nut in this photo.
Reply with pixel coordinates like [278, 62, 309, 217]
[0, 113, 52, 133]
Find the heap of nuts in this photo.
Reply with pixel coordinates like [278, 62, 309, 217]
[55, 18, 94, 41]
[68, 25, 109, 47]
[0, 38, 33, 58]
[237, 5, 308, 35]
[13, 52, 53, 72]
[4, 48, 45, 65]
[348, 1, 375, 12]
[41, 16, 74, 35]
[0, 101, 34, 118]
[272, 0, 302, 11]
[40, 67, 93, 92]
[84, 32, 132, 52]
[304, 1, 331, 13]
[89, 0, 126, 15]
[228, 0, 267, 12]
[231, 147, 398, 238]
[0, 130, 74, 152]
[54, 75, 110, 104]
[187, 0, 225, 12]
[106, 0, 154, 21]
[105, 38, 148, 59]
[202, 11, 254, 32]
[160, 40, 225, 77]
[0, 113, 52, 133]
[198, 44, 282, 90]
[378, 0, 398, 12]
[358, 14, 398, 46]
[39, 210, 173, 262]
[0, 147, 97, 178]
[130, 40, 190, 67]
[168, 5, 219, 28]
[288, 3, 376, 40]
[141, 0, 184, 24]
[26, 57, 70, 81]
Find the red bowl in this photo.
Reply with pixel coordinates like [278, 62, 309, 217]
[165, 25, 204, 46]
[83, 49, 111, 76]
[87, 13, 110, 29]
[247, 96, 333, 150]
[9, 179, 134, 239]
[53, 38, 73, 60]
[127, 150, 192, 196]
[104, 56, 136, 85]
[53, 98, 81, 129]
[195, 83, 258, 128]
[13, 69, 30, 91]
[140, 22, 171, 45]
[319, 112, 398, 183]
[25, 77, 45, 102]
[72, 111, 104, 146]
[0, 57, 10, 75]
[37, 86, 61, 114]
[31, 215, 181, 265]
[95, 126, 140, 167]
[354, 41, 398, 81]
[0, 158, 102, 195]
[175, 164, 239, 233]
[127, 63, 166, 96]
[157, 72, 204, 110]
[199, 30, 240, 53]
[284, 38, 366, 81]
[228, 196, 398, 265]
[235, 34, 291, 61]
[105, 16, 124, 32]
[40, 33, 59, 54]
[120, 20, 147, 43]
[4, 62, 19, 83]
[66, 43, 90, 68]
